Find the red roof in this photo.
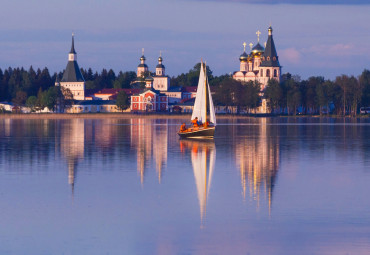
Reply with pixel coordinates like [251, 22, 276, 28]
[88, 88, 143, 97]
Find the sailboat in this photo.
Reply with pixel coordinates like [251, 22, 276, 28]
[178, 61, 216, 138]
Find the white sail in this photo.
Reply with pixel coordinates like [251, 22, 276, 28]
[207, 76, 216, 126]
[191, 62, 207, 123]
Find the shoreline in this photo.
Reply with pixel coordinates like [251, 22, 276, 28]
[0, 113, 369, 120]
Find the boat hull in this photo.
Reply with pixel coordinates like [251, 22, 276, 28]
[178, 127, 215, 139]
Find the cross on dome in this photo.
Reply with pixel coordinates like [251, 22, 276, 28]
[243, 42, 247, 52]
[256, 30, 261, 42]
[249, 43, 253, 50]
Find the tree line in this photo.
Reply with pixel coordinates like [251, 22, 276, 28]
[0, 66, 137, 110]
[0, 64, 369, 115]
[264, 70, 370, 116]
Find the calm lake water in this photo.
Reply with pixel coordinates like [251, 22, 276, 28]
[0, 117, 370, 255]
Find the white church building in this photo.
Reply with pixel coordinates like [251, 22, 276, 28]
[56, 34, 85, 101]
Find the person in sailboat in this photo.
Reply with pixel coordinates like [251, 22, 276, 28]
[192, 117, 200, 127]
[180, 123, 187, 132]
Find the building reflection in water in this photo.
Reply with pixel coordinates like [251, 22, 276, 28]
[180, 139, 216, 225]
[60, 119, 85, 196]
[130, 119, 168, 184]
[235, 118, 279, 214]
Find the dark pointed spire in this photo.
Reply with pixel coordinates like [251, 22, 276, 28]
[261, 26, 280, 67]
[70, 32, 76, 54]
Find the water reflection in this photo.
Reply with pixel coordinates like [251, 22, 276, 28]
[180, 139, 216, 225]
[235, 118, 280, 213]
[130, 119, 168, 184]
[59, 119, 85, 196]
[1, 117, 370, 254]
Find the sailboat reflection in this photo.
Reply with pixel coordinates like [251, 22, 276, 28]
[180, 139, 216, 225]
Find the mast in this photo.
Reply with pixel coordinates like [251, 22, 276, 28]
[204, 62, 207, 125]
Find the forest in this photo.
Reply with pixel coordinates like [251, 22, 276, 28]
[0, 64, 369, 115]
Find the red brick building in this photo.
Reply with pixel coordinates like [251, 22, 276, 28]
[130, 77, 168, 112]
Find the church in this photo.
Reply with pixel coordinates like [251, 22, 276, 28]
[233, 26, 281, 90]
[56, 33, 86, 101]
[136, 50, 171, 91]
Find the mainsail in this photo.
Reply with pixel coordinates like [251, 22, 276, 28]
[191, 62, 216, 126]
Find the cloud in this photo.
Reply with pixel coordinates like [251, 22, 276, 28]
[191, 0, 370, 5]
[302, 43, 357, 56]
[280, 48, 301, 64]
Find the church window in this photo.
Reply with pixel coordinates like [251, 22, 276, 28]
[273, 57, 276, 61]
[261, 70, 263, 77]
[267, 56, 270, 61]
[266, 69, 270, 77]
[274, 69, 277, 77]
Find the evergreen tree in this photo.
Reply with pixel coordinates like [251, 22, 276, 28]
[116, 91, 129, 111]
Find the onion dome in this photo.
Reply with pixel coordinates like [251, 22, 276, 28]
[251, 42, 265, 55]
[145, 76, 154, 81]
[157, 55, 165, 68]
[268, 26, 273, 35]
[239, 52, 248, 61]
[140, 55, 146, 61]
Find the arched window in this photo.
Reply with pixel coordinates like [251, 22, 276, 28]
[267, 56, 270, 61]
[274, 69, 277, 77]
[266, 69, 270, 77]
[260, 69, 263, 77]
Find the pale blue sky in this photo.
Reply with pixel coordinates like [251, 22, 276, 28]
[0, 0, 369, 79]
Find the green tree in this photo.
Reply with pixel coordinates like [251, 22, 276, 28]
[265, 79, 283, 113]
[359, 69, 370, 107]
[243, 81, 261, 113]
[284, 79, 301, 115]
[335, 75, 351, 116]
[116, 91, 129, 112]
[114, 71, 137, 89]
[26, 96, 37, 112]
[35, 88, 46, 112]
[43, 87, 59, 112]
[315, 81, 329, 115]
[12, 91, 27, 106]
[213, 78, 240, 112]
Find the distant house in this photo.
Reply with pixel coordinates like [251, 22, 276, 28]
[65, 100, 123, 113]
[0, 102, 32, 113]
[89, 88, 141, 101]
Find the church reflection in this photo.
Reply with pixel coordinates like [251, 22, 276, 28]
[130, 118, 168, 184]
[235, 118, 280, 213]
[180, 139, 216, 225]
[59, 119, 85, 196]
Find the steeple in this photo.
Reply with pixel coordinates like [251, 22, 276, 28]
[70, 33, 76, 54]
[69, 33, 77, 61]
[62, 33, 85, 82]
[261, 26, 280, 67]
